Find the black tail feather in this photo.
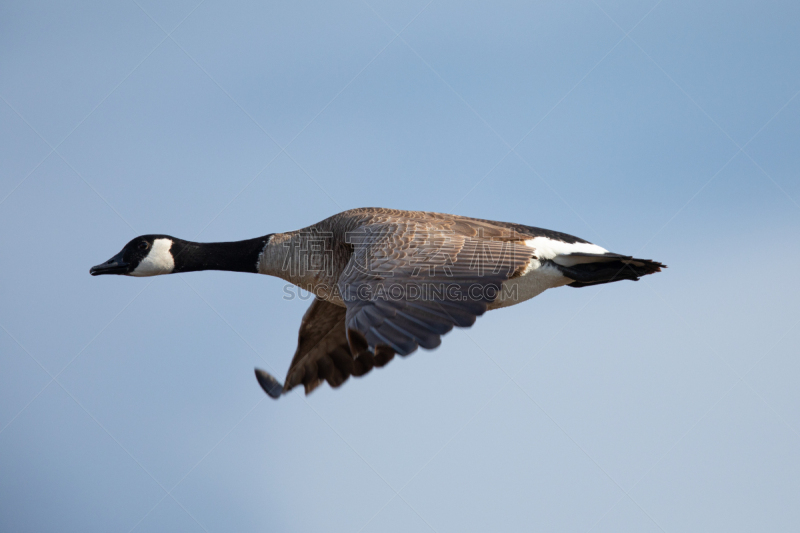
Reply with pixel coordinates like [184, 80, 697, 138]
[555, 256, 665, 288]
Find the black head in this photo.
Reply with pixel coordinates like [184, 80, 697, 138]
[90, 235, 177, 276]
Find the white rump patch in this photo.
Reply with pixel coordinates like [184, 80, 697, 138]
[524, 237, 609, 267]
[131, 238, 175, 276]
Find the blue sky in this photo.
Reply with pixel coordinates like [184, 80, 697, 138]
[1, 1, 799, 532]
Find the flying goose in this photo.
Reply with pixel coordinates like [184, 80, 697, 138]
[90, 208, 664, 398]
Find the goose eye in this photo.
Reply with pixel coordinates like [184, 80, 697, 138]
[138, 242, 149, 251]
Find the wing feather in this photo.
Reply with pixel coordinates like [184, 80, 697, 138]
[254, 298, 383, 397]
[338, 221, 533, 359]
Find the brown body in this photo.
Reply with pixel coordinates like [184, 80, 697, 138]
[251, 208, 664, 398]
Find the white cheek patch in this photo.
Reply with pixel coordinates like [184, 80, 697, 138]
[131, 238, 175, 277]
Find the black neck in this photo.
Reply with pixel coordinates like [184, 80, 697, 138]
[171, 236, 270, 274]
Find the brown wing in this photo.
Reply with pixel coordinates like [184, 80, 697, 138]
[338, 220, 534, 360]
[255, 213, 540, 398]
[254, 297, 388, 398]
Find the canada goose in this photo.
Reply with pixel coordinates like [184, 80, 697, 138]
[90, 208, 664, 398]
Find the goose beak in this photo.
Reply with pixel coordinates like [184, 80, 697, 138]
[90, 251, 130, 276]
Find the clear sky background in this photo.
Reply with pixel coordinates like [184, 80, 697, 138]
[1, 1, 799, 532]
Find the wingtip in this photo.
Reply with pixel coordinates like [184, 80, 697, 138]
[254, 368, 283, 399]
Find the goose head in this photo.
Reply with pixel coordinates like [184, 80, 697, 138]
[90, 235, 177, 277]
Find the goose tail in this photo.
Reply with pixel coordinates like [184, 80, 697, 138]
[552, 253, 666, 288]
